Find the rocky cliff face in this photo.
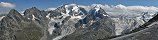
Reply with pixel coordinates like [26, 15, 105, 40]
[0, 4, 158, 40]
[0, 9, 45, 40]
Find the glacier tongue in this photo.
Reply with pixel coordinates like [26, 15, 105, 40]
[52, 16, 83, 40]
[48, 17, 65, 34]
[112, 18, 137, 35]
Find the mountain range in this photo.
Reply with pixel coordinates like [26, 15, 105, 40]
[0, 4, 158, 40]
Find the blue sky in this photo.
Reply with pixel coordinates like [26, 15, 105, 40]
[1, 0, 158, 12]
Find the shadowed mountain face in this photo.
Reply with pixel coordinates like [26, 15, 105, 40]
[0, 9, 46, 40]
[0, 4, 158, 40]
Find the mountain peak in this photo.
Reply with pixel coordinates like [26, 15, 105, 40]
[54, 4, 87, 16]
[64, 4, 79, 14]
[9, 9, 19, 13]
[8, 9, 21, 16]
[94, 5, 101, 11]
[30, 7, 39, 10]
[24, 7, 40, 14]
[23, 7, 41, 19]
[6, 9, 24, 21]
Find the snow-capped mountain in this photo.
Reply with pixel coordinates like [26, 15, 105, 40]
[0, 4, 158, 40]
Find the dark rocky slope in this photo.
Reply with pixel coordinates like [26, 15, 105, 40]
[0, 9, 45, 40]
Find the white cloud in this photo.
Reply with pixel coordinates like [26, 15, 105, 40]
[88, 4, 158, 12]
[110, 4, 158, 12]
[45, 8, 56, 11]
[0, 2, 15, 8]
[78, 5, 91, 11]
[46, 4, 158, 16]
[77, 4, 158, 12]
[88, 4, 158, 16]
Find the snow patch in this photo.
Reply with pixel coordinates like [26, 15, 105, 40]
[70, 16, 82, 19]
[0, 16, 5, 21]
[32, 15, 38, 20]
[94, 5, 101, 12]
[103, 14, 109, 16]
[21, 13, 24, 15]
[27, 18, 30, 19]
[32, 15, 36, 20]
[48, 27, 55, 34]
[46, 13, 50, 19]
[72, 5, 79, 12]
